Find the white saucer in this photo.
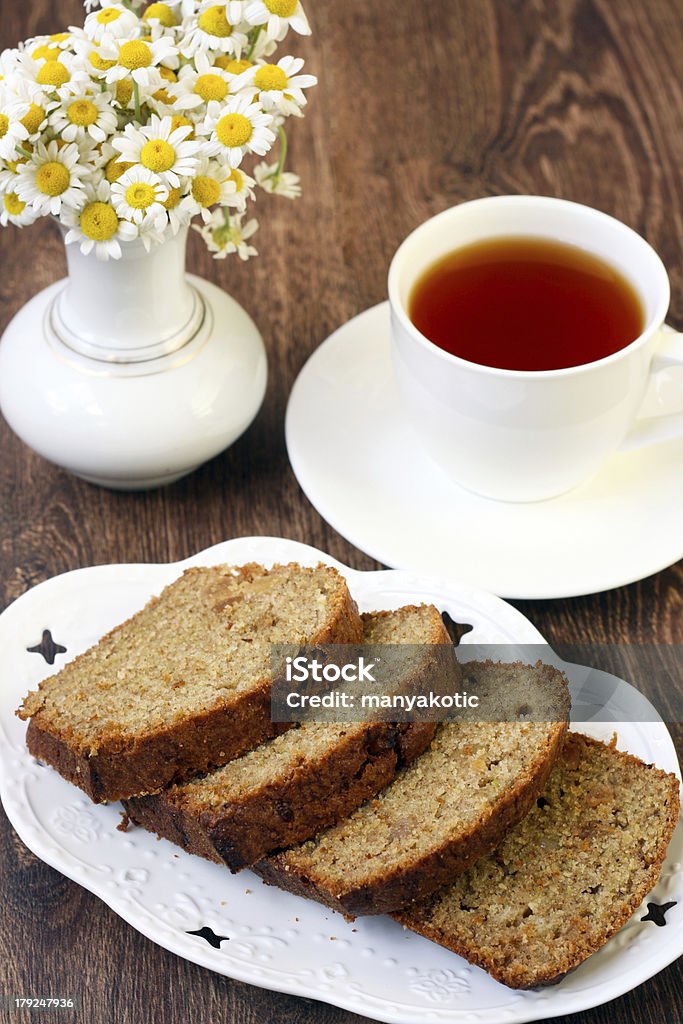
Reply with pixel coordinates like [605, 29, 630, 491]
[286, 303, 683, 599]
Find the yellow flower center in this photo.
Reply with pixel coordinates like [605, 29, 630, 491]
[37, 61, 70, 87]
[67, 99, 98, 127]
[116, 79, 134, 105]
[194, 73, 228, 102]
[215, 113, 252, 148]
[50, 33, 70, 43]
[214, 56, 251, 73]
[36, 161, 70, 196]
[125, 182, 158, 210]
[159, 66, 178, 83]
[254, 65, 288, 91]
[170, 114, 194, 138]
[144, 3, 177, 26]
[192, 175, 221, 207]
[198, 6, 232, 38]
[33, 45, 61, 61]
[20, 104, 45, 134]
[105, 157, 134, 183]
[0, 114, 8, 139]
[118, 40, 153, 70]
[96, 8, 122, 23]
[225, 168, 244, 190]
[264, 0, 297, 15]
[164, 186, 182, 210]
[90, 50, 116, 71]
[140, 138, 176, 173]
[152, 88, 177, 103]
[81, 201, 119, 241]
[4, 193, 25, 216]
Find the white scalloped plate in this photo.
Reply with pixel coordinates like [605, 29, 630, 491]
[0, 536, 681, 1024]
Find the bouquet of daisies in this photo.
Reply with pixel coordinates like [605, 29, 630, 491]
[0, 0, 315, 260]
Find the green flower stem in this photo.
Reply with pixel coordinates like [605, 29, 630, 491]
[133, 79, 142, 121]
[275, 126, 288, 177]
[16, 145, 33, 159]
[246, 26, 262, 61]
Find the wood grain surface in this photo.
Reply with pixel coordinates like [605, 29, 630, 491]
[1, 1, 682, 1022]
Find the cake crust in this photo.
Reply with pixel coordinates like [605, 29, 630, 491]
[123, 605, 450, 869]
[18, 563, 363, 802]
[394, 733, 681, 988]
[255, 661, 571, 916]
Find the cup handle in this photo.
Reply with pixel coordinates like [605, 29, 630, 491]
[619, 324, 683, 452]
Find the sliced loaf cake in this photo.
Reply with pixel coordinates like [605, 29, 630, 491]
[17, 563, 362, 802]
[395, 732, 680, 988]
[123, 605, 450, 870]
[256, 660, 570, 916]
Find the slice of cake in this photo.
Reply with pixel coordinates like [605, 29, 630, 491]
[395, 732, 680, 988]
[17, 563, 362, 802]
[123, 605, 450, 870]
[256, 660, 570, 916]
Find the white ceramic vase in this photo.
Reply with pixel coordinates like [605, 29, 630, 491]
[0, 226, 267, 489]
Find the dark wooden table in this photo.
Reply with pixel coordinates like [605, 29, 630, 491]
[1, 1, 682, 1022]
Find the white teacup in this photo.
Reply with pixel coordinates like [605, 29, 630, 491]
[388, 196, 683, 502]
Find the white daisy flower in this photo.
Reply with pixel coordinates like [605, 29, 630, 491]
[180, 3, 249, 59]
[254, 159, 300, 198]
[194, 208, 258, 259]
[136, 212, 169, 252]
[242, 55, 316, 116]
[62, 177, 136, 260]
[243, 0, 310, 41]
[172, 52, 235, 111]
[83, 3, 141, 44]
[201, 92, 274, 167]
[112, 114, 200, 188]
[49, 87, 117, 143]
[0, 48, 22, 79]
[45, 32, 76, 51]
[70, 37, 120, 80]
[98, 139, 134, 183]
[221, 164, 255, 208]
[25, 37, 67, 64]
[0, 110, 30, 161]
[0, 189, 39, 226]
[111, 165, 168, 224]
[0, 161, 25, 196]
[15, 140, 88, 216]
[5, 82, 59, 141]
[146, 65, 182, 109]
[17, 52, 86, 94]
[211, 55, 254, 75]
[186, 155, 238, 221]
[161, 184, 196, 234]
[141, 3, 182, 29]
[100, 36, 179, 89]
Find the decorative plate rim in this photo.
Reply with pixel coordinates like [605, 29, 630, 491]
[0, 536, 681, 1024]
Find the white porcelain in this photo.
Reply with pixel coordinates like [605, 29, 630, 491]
[0, 228, 267, 489]
[0, 536, 681, 1024]
[389, 196, 683, 502]
[285, 303, 683, 599]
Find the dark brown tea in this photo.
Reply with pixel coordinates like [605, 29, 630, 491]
[408, 236, 644, 371]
